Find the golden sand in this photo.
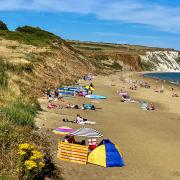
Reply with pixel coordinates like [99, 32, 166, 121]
[36, 72, 180, 180]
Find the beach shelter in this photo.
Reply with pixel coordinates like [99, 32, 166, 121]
[88, 139, 125, 167]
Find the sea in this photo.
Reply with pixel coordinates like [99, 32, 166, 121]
[144, 72, 180, 85]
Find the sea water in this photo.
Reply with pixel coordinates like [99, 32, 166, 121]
[144, 72, 180, 84]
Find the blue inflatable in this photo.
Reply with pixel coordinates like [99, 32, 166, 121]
[86, 95, 107, 99]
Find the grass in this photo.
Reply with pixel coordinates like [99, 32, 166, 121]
[0, 62, 8, 89]
[0, 97, 41, 127]
[107, 61, 123, 70]
[0, 119, 61, 178]
[0, 59, 34, 75]
[0, 25, 67, 179]
[0, 26, 61, 47]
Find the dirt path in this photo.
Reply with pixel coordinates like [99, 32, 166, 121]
[35, 74, 180, 180]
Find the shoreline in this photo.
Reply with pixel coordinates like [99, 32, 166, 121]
[137, 71, 180, 85]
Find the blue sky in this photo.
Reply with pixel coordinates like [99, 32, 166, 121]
[0, 0, 180, 50]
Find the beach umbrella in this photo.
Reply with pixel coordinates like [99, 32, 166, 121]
[70, 128, 103, 138]
[52, 126, 74, 135]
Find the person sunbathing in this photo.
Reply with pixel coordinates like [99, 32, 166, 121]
[147, 103, 155, 110]
[47, 102, 57, 109]
[121, 95, 130, 102]
[75, 114, 96, 125]
[66, 104, 79, 109]
[172, 92, 179, 97]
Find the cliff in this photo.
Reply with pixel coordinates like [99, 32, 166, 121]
[68, 40, 180, 72]
[0, 27, 95, 96]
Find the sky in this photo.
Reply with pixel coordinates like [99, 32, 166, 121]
[0, 0, 180, 50]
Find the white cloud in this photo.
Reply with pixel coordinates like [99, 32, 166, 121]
[0, 0, 180, 32]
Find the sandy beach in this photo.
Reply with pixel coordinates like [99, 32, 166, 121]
[35, 72, 180, 180]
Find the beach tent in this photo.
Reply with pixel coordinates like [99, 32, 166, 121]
[88, 139, 125, 167]
[70, 128, 103, 138]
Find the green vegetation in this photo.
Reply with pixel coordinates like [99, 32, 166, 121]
[0, 62, 8, 89]
[0, 23, 72, 178]
[0, 97, 41, 127]
[141, 61, 156, 71]
[108, 61, 122, 70]
[0, 119, 61, 178]
[0, 21, 8, 31]
[0, 26, 61, 46]
[0, 60, 34, 75]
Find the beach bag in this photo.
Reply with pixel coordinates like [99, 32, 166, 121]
[84, 104, 95, 110]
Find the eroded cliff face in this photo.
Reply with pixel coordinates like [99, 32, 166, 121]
[140, 51, 180, 71]
[68, 40, 180, 72]
[0, 39, 95, 96]
[88, 52, 143, 71]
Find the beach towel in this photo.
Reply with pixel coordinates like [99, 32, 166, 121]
[77, 121, 96, 125]
[85, 95, 107, 99]
[47, 103, 57, 109]
[140, 102, 148, 110]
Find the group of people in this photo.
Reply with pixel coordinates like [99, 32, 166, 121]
[47, 88, 63, 102]
[46, 82, 95, 102]
[117, 89, 137, 103]
[84, 83, 95, 95]
[171, 88, 179, 97]
[66, 103, 96, 110]
[117, 87, 155, 110]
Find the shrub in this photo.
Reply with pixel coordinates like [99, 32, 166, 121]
[0, 120, 61, 179]
[0, 21, 8, 30]
[18, 143, 60, 180]
[109, 61, 122, 70]
[0, 26, 61, 46]
[0, 97, 41, 127]
[141, 61, 156, 71]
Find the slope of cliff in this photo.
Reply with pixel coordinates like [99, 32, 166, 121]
[0, 26, 95, 178]
[0, 27, 95, 96]
[68, 40, 180, 72]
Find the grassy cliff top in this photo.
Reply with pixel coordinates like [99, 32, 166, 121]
[0, 26, 61, 46]
[68, 40, 177, 55]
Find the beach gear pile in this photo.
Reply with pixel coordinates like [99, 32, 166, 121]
[58, 85, 95, 97]
[50, 78, 125, 168]
[55, 127, 125, 167]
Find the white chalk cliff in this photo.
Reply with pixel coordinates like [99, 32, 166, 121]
[140, 51, 180, 71]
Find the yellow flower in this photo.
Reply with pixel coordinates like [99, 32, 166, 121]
[19, 143, 35, 151]
[25, 160, 37, 170]
[18, 150, 26, 156]
[30, 150, 44, 160]
[39, 162, 45, 168]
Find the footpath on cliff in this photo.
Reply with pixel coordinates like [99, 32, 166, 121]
[35, 73, 180, 180]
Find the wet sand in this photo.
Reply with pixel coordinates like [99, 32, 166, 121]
[35, 72, 180, 180]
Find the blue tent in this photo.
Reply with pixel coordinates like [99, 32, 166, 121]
[88, 139, 125, 167]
